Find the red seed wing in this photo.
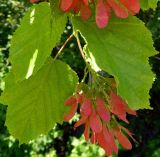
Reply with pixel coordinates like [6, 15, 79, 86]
[80, 4, 92, 21]
[89, 111, 102, 133]
[76, 93, 85, 104]
[110, 92, 128, 122]
[60, 0, 74, 12]
[91, 132, 97, 144]
[107, 0, 128, 18]
[72, 0, 80, 13]
[103, 125, 118, 154]
[121, 126, 137, 143]
[96, 0, 110, 28]
[119, 0, 140, 14]
[126, 106, 137, 116]
[64, 103, 78, 121]
[114, 130, 132, 150]
[97, 132, 113, 156]
[65, 96, 77, 106]
[96, 97, 110, 122]
[84, 119, 90, 141]
[81, 98, 92, 116]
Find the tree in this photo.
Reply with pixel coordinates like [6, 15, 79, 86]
[0, 0, 160, 156]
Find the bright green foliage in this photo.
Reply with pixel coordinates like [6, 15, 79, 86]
[0, 58, 78, 143]
[0, 0, 158, 146]
[9, 2, 67, 81]
[140, 0, 159, 10]
[73, 16, 157, 109]
[69, 137, 105, 157]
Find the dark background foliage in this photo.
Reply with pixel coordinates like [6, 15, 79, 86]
[0, 1, 160, 157]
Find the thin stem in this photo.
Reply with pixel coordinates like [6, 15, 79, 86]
[54, 34, 74, 60]
[75, 32, 86, 61]
[154, 56, 160, 60]
[82, 66, 89, 83]
[75, 31, 97, 88]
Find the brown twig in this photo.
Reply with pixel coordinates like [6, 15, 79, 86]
[75, 32, 86, 61]
[54, 34, 74, 60]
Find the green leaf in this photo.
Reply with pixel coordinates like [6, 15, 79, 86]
[10, 2, 67, 81]
[1, 58, 78, 143]
[140, 0, 158, 10]
[72, 16, 157, 110]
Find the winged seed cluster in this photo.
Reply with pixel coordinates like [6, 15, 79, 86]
[30, 0, 140, 28]
[64, 90, 137, 156]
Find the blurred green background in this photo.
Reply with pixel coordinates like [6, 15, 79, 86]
[0, 1, 160, 157]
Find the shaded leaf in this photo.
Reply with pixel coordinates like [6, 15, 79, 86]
[1, 58, 78, 143]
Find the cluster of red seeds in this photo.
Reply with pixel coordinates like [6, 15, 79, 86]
[30, 0, 140, 28]
[64, 91, 136, 156]
[60, 0, 140, 28]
